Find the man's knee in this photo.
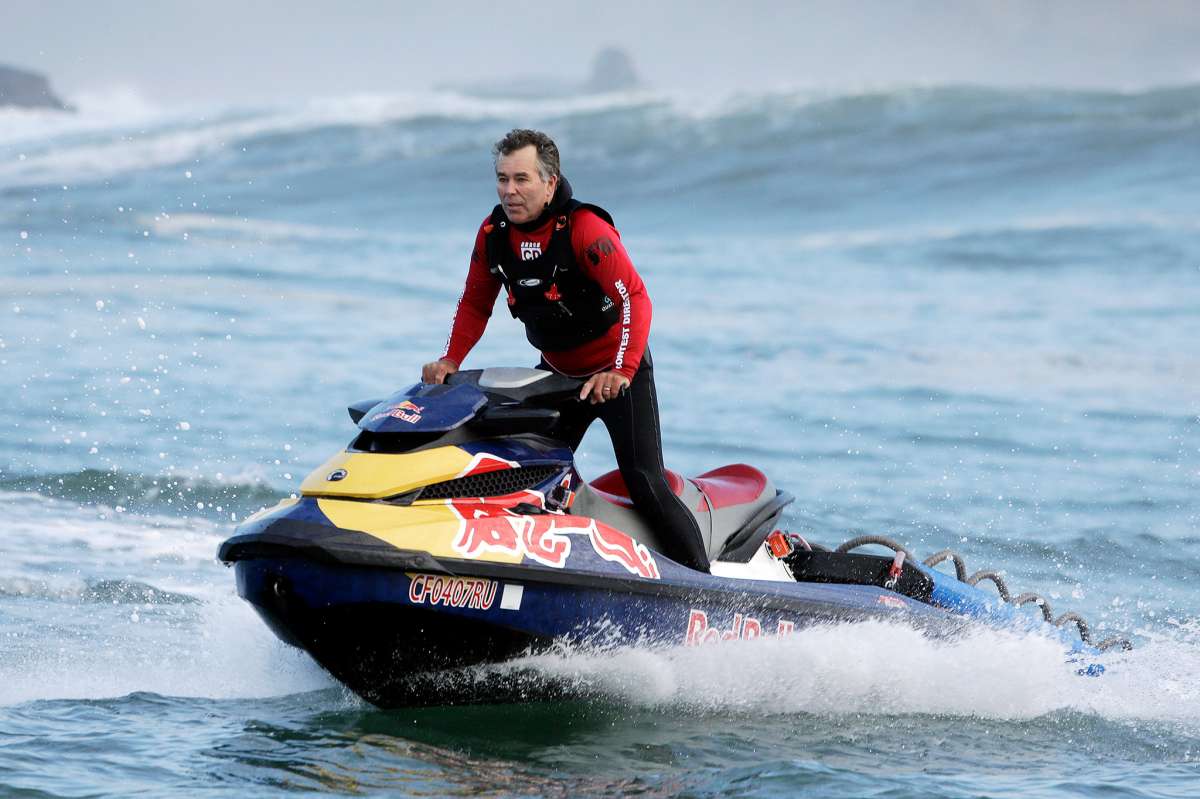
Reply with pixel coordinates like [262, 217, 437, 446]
[621, 466, 671, 502]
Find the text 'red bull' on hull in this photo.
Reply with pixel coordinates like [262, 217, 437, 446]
[218, 368, 1128, 708]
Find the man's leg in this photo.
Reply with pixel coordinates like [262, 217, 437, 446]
[539, 360, 595, 451]
[596, 360, 710, 572]
[553, 402, 594, 452]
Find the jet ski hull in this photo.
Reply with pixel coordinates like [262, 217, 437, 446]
[226, 516, 958, 707]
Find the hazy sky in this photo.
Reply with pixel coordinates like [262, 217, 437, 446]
[4, 0, 1199, 106]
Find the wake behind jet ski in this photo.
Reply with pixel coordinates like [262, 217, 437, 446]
[218, 367, 1131, 708]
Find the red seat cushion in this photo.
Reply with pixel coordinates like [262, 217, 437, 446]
[692, 464, 768, 510]
[590, 468, 684, 508]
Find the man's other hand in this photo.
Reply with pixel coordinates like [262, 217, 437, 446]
[580, 370, 631, 404]
[422, 358, 458, 384]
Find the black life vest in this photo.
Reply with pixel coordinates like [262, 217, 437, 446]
[486, 199, 622, 352]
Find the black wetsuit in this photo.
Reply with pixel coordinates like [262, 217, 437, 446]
[544, 351, 710, 572]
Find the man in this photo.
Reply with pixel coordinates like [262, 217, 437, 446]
[421, 128, 710, 572]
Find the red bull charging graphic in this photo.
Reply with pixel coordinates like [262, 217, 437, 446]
[447, 497, 661, 579]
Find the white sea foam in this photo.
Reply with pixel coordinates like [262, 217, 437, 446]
[0, 112, 291, 187]
[0, 489, 221, 566]
[0, 487, 330, 705]
[505, 619, 1200, 726]
[0, 593, 330, 706]
[0, 87, 161, 148]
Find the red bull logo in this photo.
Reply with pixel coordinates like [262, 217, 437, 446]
[449, 496, 575, 569]
[371, 400, 425, 424]
[588, 522, 660, 579]
[447, 500, 660, 579]
[684, 609, 794, 646]
[408, 573, 497, 610]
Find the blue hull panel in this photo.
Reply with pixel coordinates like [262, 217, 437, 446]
[235, 554, 975, 706]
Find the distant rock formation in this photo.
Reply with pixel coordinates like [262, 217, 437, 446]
[440, 46, 644, 99]
[0, 64, 71, 111]
[581, 48, 642, 94]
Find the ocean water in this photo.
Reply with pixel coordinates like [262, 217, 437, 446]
[2, 84, 1199, 797]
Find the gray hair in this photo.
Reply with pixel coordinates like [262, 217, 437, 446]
[492, 129, 561, 181]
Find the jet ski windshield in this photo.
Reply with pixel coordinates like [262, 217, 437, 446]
[357, 383, 487, 434]
[345, 368, 585, 453]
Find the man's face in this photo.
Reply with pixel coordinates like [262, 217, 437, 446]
[496, 145, 558, 224]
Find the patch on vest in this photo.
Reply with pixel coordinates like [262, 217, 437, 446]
[520, 241, 542, 260]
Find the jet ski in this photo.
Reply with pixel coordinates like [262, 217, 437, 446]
[218, 367, 1130, 707]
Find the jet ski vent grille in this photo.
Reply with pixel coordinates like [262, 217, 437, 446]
[417, 465, 563, 501]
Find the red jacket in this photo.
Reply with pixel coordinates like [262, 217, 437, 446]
[442, 208, 651, 380]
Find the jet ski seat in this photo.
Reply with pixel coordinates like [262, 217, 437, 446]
[574, 464, 789, 564]
[588, 468, 687, 505]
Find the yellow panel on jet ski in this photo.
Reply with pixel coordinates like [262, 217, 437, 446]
[242, 497, 300, 524]
[315, 498, 524, 564]
[299, 447, 474, 500]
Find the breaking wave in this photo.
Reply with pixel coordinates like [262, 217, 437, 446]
[3, 83, 1198, 204]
